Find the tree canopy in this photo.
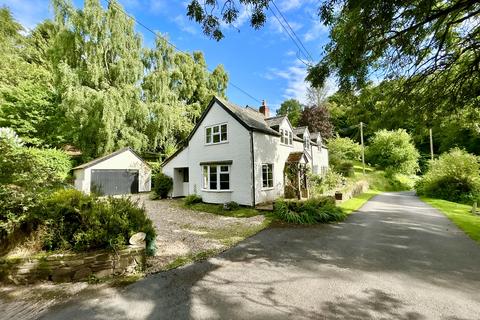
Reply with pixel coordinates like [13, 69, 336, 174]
[0, 1, 229, 160]
[276, 99, 302, 127]
[187, 0, 479, 116]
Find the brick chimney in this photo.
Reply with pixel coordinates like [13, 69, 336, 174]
[259, 100, 270, 118]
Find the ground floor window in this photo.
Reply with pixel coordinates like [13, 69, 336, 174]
[262, 164, 273, 188]
[202, 165, 230, 190]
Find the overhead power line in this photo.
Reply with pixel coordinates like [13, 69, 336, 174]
[270, 0, 315, 63]
[101, 0, 262, 104]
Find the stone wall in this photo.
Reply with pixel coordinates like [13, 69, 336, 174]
[0, 245, 145, 284]
[325, 180, 370, 202]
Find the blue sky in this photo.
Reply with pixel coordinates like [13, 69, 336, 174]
[1, 0, 336, 113]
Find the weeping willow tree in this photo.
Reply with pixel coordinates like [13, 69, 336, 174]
[171, 51, 228, 123]
[142, 37, 193, 157]
[49, 0, 229, 160]
[50, 0, 148, 159]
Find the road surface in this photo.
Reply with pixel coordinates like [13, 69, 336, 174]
[41, 192, 480, 319]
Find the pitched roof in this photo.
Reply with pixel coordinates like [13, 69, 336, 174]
[293, 126, 308, 135]
[265, 115, 286, 127]
[215, 96, 280, 136]
[310, 132, 319, 140]
[286, 152, 309, 163]
[162, 96, 280, 167]
[73, 147, 149, 170]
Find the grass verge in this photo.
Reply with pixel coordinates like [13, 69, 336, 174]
[338, 190, 380, 215]
[421, 197, 480, 243]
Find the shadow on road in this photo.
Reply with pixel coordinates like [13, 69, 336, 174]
[42, 192, 480, 319]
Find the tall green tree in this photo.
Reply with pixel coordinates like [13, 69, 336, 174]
[51, 0, 149, 159]
[172, 51, 228, 122]
[0, 9, 61, 147]
[186, 0, 479, 116]
[276, 99, 302, 127]
[142, 37, 193, 155]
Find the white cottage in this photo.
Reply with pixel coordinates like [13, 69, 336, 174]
[73, 147, 151, 195]
[162, 96, 329, 206]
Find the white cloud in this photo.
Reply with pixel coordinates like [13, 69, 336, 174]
[277, 0, 302, 12]
[268, 16, 303, 37]
[0, 0, 51, 30]
[148, 0, 167, 14]
[285, 50, 296, 56]
[266, 59, 337, 104]
[172, 14, 197, 34]
[303, 20, 328, 42]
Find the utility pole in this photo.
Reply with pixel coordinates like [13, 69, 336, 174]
[360, 122, 365, 175]
[429, 128, 434, 161]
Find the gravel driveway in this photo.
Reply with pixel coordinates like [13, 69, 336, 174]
[131, 194, 265, 273]
[42, 192, 480, 319]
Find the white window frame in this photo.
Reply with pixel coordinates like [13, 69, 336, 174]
[280, 129, 293, 146]
[205, 123, 228, 145]
[202, 164, 231, 191]
[262, 164, 274, 189]
[304, 138, 310, 149]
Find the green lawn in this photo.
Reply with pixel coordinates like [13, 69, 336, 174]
[349, 162, 417, 192]
[177, 200, 262, 218]
[421, 197, 480, 243]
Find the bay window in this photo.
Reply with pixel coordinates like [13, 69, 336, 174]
[202, 165, 230, 190]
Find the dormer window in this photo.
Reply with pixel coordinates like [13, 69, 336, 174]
[304, 138, 310, 149]
[205, 123, 227, 144]
[280, 129, 293, 145]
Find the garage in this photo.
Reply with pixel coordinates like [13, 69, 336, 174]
[73, 147, 151, 195]
[91, 169, 139, 195]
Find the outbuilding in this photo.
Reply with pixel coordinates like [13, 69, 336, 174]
[73, 147, 151, 195]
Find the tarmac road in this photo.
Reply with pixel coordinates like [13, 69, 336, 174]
[41, 192, 480, 320]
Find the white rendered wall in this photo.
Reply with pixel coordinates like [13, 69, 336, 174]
[253, 118, 304, 204]
[162, 102, 253, 205]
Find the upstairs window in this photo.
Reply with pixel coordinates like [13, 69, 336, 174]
[205, 124, 227, 144]
[262, 164, 273, 188]
[202, 165, 230, 190]
[280, 129, 293, 145]
[304, 138, 310, 149]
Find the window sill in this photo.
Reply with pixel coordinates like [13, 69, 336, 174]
[201, 189, 233, 193]
[205, 141, 229, 146]
[261, 187, 274, 191]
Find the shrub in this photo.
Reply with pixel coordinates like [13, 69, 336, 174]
[310, 170, 344, 195]
[185, 194, 202, 205]
[365, 129, 420, 175]
[0, 185, 38, 247]
[224, 201, 240, 210]
[328, 137, 362, 167]
[273, 197, 345, 224]
[37, 189, 156, 254]
[416, 148, 480, 204]
[152, 173, 173, 199]
[335, 161, 355, 177]
[0, 134, 71, 188]
[0, 129, 71, 247]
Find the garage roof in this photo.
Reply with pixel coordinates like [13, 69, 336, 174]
[73, 147, 149, 170]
